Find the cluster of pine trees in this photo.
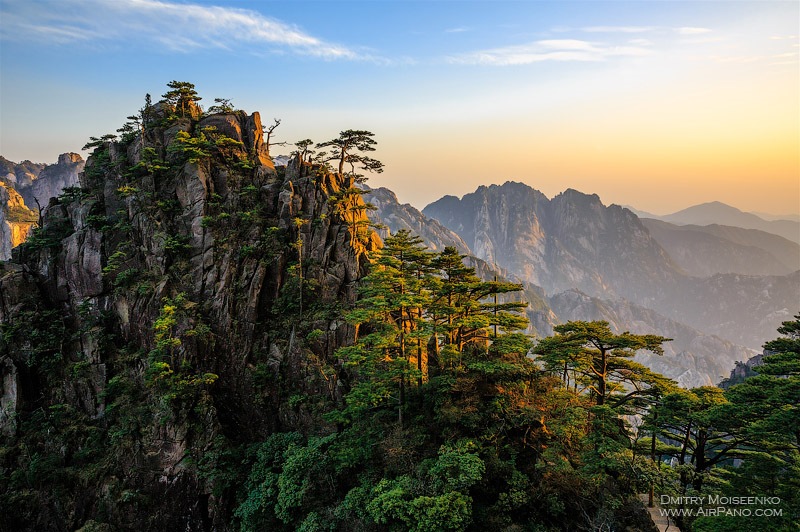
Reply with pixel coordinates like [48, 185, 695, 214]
[235, 227, 800, 531]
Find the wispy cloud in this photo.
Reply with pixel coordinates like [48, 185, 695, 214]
[0, 0, 362, 60]
[582, 26, 655, 33]
[445, 27, 470, 34]
[675, 27, 712, 35]
[448, 39, 651, 66]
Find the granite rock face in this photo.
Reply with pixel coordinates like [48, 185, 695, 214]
[0, 105, 379, 530]
[366, 186, 470, 254]
[0, 180, 37, 260]
[424, 182, 681, 302]
[423, 181, 799, 351]
[12, 152, 85, 209]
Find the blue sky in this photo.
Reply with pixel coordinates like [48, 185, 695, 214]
[1, 0, 798, 214]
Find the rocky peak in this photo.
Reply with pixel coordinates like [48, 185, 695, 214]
[366, 186, 470, 253]
[424, 180, 679, 301]
[0, 90, 382, 529]
[58, 152, 83, 165]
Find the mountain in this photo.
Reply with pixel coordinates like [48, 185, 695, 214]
[0, 103, 380, 529]
[366, 186, 471, 254]
[21, 152, 84, 208]
[664, 271, 800, 349]
[641, 218, 800, 276]
[368, 182, 759, 386]
[752, 212, 800, 222]
[0, 179, 37, 260]
[366, 187, 557, 336]
[656, 201, 799, 244]
[423, 182, 683, 303]
[0, 155, 46, 188]
[423, 182, 799, 350]
[545, 289, 756, 388]
[0, 153, 84, 209]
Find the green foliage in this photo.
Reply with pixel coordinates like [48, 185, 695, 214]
[1, 307, 65, 374]
[534, 320, 675, 409]
[316, 129, 384, 186]
[145, 294, 218, 404]
[168, 130, 212, 163]
[162, 80, 202, 118]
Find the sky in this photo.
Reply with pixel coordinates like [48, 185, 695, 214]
[0, 0, 798, 215]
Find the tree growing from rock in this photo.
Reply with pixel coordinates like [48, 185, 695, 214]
[316, 130, 383, 187]
[162, 80, 202, 118]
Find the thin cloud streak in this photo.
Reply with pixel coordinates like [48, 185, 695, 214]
[676, 27, 712, 35]
[448, 39, 651, 66]
[0, 0, 362, 60]
[583, 26, 655, 33]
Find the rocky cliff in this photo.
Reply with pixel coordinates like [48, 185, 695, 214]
[1, 153, 84, 210]
[423, 181, 799, 350]
[0, 156, 46, 188]
[0, 180, 37, 260]
[366, 186, 471, 254]
[21, 152, 85, 209]
[0, 99, 379, 530]
[423, 182, 682, 303]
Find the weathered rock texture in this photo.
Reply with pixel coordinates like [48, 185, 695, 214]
[0, 106, 378, 531]
[0, 180, 37, 260]
[423, 181, 799, 350]
[1, 153, 84, 210]
[366, 185, 470, 254]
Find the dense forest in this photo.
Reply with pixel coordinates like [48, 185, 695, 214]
[0, 83, 797, 531]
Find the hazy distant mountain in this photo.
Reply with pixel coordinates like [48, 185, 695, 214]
[423, 182, 799, 350]
[364, 183, 761, 386]
[545, 289, 756, 388]
[753, 212, 800, 222]
[423, 182, 683, 303]
[0, 156, 46, 188]
[664, 271, 799, 350]
[642, 218, 800, 276]
[366, 186, 471, 253]
[648, 201, 799, 244]
[1, 153, 84, 209]
[366, 186, 556, 336]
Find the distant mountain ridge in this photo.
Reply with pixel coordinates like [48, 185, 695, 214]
[641, 218, 800, 276]
[633, 201, 800, 244]
[423, 182, 683, 302]
[422, 181, 799, 351]
[0, 153, 85, 259]
[366, 181, 770, 387]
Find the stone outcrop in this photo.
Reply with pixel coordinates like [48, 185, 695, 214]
[0, 104, 379, 530]
[0, 180, 37, 260]
[423, 182, 682, 302]
[366, 185, 471, 253]
[25, 152, 84, 208]
[0, 156, 46, 188]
